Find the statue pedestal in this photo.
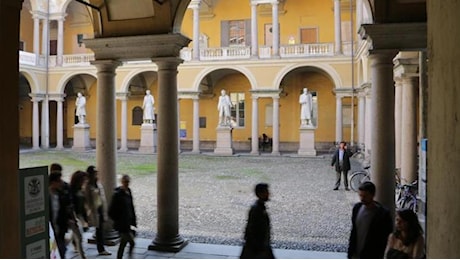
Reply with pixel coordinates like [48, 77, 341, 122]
[214, 126, 234, 155]
[139, 123, 157, 154]
[72, 124, 91, 151]
[298, 126, 317, 156]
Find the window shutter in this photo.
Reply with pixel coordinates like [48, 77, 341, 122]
[245, 19, 251, 46]
[221, 20, 229, 47]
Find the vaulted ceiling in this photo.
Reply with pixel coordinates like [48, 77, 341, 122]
[86, 0, 191, 37]
[366, 0, 426, 23]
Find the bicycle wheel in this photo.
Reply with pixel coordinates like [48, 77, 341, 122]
[401, 195, 418, 212]
[351, 152, 365, 160]
[349, 171, 370, 192]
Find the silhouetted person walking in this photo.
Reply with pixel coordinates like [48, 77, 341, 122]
[84, 165, 111, 256]
[109, 175, 137, 259]
[49, 163, 74, 259]
[240, 183, 275, 259]
[348, 181, 393, 258]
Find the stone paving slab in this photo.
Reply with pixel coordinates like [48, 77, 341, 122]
[67, 233, 346, 259]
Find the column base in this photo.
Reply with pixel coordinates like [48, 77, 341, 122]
[138, 123, 157, 154]
[298, 126, 317, 156]
[148, 236, 189, 253]
[214, 126, 234, 155]
[72, 124, 91, 151]
[271, 151, 281, 156]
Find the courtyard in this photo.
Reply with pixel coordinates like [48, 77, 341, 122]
[20, 150, 363, 253]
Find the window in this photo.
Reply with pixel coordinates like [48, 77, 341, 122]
[229, 20, 246, 46]
[300, 28, 318, 44]
[132, 106, 143, 125]
[221, 20, 251, 47]
[230, 92, 245, 127]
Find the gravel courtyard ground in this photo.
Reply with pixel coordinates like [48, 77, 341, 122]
[20, 149, 364, 252]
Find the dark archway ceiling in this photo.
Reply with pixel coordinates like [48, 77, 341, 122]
[367, 0, 426, 23]
[86, 0, 191, 37]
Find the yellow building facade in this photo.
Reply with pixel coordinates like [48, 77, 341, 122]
[18, 0, 363, 153]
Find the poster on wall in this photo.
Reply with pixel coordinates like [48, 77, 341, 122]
[20, 166, 50, 259]
[180, 121, 187, 139]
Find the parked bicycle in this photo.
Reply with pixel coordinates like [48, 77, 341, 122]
[350, 143, 366, 160]
[349, 164, 371, 192]
[395, 178, 418, 212]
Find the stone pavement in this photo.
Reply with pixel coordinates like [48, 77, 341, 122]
[65, 231, 346, 259]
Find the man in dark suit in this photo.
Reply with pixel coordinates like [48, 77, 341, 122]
[331, 141, 353, 190]
[348, 181, 393, 259]
[240, 183, 275, 259]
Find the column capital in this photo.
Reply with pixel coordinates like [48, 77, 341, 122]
[188, 0, 201, 9]
[29, 93, 45, 101]
[394, 53, 419, 79]
[178, 91, 200, 100]
[249, 89, 281, 99]
[153, 57, 184, 70]
[359, 23, 426, 51]
[48, 93, 66, 102]
[116, 92, 130, 100]
[91, 59, 122, 72]
[84, 34, 191, 60]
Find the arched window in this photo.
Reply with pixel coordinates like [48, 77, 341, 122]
[132, 106, 143, 125]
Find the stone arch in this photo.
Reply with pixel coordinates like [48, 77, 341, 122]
[57, 71, 97, 94]
[120, 68, 157, 93]
[19, 69, 40, 93]
[274, 63, 343, 90]
[192, 65, 257, 92]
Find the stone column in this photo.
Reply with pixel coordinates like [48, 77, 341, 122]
[357, 92, 366, 148]
[335, 95, 343, 143]
[364, 88, 372, 156]
[251, 2, 258, 58]
[369, 51, 397, 214]
[30, 95, 41, 149]
[149, 58, 188, 252]
[251, 95, 259, 154]
[192, 96, 200, 153]
[271, 1, 280, 57]
[32, 15, 40, 59]
[56, 17, 65, 66]
[394, 78, 403, 170]
[427, 1, 460, 257]
[334, 0, 342, 54]
[190, 0, 200, 60]
[272, 96, 280, 155]
[41, 18, 49, 55]
[118, 92, 129, 152]
[177, 98, 181, 153]
[41, 97, 49, 149]
[56, 95, 65, 149]
[400, 76, 418, 184]
[92, 60, 121, 201]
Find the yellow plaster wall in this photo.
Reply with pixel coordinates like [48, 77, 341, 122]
[19, 98, 32, 138]
[278, 71, 335, 142]
[181, 0, 354, 47]
[20, 8, 34, 52]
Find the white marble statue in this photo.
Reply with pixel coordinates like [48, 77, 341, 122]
[217, 89, 232, 126]
[299, 87, 313, 126]
[75, 92, 87, 124]
[143, 90, 155, 124]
